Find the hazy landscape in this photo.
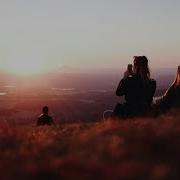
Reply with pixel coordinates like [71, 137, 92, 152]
[1, 0, 180, 179]
[0, 68, 175, 124]
[0, 64, 178, 180]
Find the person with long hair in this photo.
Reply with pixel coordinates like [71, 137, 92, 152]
[156, 66, 180, 112]
[113, 56, 156, 117]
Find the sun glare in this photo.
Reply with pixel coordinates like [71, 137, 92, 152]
[2, 56, 55, 76]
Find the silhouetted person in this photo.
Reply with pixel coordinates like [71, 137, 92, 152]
[113, 56, 156, 117]
[37, 106, 53, 126]
[156, 66, 180, 113]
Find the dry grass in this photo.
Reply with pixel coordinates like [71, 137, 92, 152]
[0, 109, 180, 180]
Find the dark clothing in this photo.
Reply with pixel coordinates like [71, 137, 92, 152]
[158, 85, 180, 112]
[114, 75, 156, 117]
[37, 114, 53, 126]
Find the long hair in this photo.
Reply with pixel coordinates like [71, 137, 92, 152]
[133, 56, 151, 81]
[174, 66, 180, 86]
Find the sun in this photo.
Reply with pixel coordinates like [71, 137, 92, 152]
[2, 56, 53, 76]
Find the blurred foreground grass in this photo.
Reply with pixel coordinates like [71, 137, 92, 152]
[0, 109, 180, 180]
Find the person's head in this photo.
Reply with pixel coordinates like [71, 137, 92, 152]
[42, 106, 49, 114]
[133, 56, 151, 81]
[133, 56, 141, 74]
[174, 66, 180, 86]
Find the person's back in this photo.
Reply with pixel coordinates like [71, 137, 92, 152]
[38, 114, 53, 126]
[174, 86, 180, 107]
[165, 85, 180, 107]
[114, 56, 156, 117]
[137, 76, 156, 107]
[116, 75, 156, 115]
[37, 106, 53, 126]
[116, 75, 141, 105]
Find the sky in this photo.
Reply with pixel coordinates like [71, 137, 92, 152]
[0, 0, 180, 74]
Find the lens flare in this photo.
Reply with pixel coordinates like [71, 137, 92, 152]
[1, 54, 58, 76]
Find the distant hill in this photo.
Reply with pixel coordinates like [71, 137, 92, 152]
[0, 68, 175, 91]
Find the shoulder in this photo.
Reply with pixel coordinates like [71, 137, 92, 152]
[123, 76, 134, 82]
[118, 76, 134, 86]
[38, 114, 44, 119]
[150, 78, 156, 83]
[149, 79, 156, 86]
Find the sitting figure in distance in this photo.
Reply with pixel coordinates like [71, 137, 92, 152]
[37, 106, 54, 126]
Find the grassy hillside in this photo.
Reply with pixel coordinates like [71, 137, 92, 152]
[0, 109, 180, 180]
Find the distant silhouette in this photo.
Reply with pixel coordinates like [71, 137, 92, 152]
[37, 106, 54, 126]
[113, 56, 156, 118]
[156, 66, 180, 113]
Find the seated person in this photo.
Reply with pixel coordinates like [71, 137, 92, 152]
[113, 56, 156, 117]
[37, 106, 54, 126]
[156, 66, 180, 113]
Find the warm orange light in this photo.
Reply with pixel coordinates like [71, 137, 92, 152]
[2, 57, 56, 76]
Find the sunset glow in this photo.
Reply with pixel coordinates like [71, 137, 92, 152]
[0, 0, 180, 73]
[2, 55, 57, 76]
[3, 61, 47, 76]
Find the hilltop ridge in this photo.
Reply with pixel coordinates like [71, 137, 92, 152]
[0, 109, 180, 179]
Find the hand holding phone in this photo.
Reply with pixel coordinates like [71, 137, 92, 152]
[127, 64, 133, 73]
[124, 64, 133, 78]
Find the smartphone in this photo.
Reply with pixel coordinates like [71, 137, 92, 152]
[127, 64, 133, 73]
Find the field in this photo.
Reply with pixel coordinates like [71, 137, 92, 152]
[0, 71, 178, 179]
[0, 109, 180, 180]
